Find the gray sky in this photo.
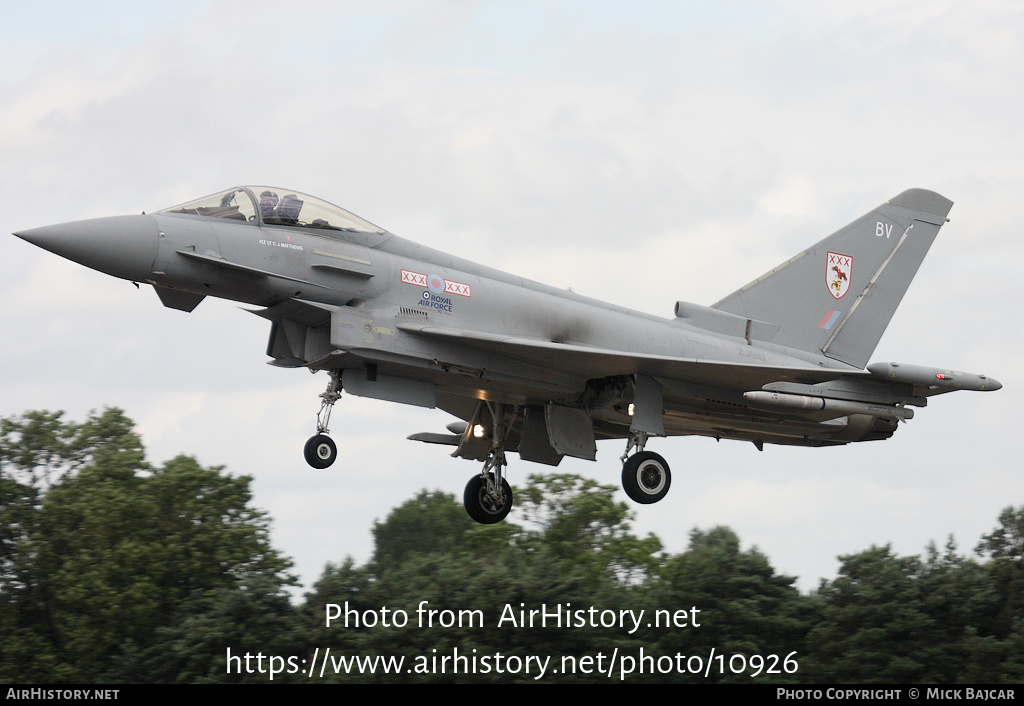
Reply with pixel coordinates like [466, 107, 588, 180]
[2, 1, 1021, 595]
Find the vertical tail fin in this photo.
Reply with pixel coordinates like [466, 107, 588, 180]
[713, 189, 953, 369]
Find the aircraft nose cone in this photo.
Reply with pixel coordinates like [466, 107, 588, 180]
[15, 214, 159, 282]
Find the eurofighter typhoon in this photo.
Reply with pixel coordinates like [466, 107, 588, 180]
[14, 187, 1000, 523]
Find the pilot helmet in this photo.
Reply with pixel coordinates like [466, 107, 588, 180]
[259, 190, 279, 211]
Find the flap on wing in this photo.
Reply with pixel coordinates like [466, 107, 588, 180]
[396, 323, 846, 391]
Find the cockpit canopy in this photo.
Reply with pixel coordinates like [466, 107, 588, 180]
[161, 186, 386, 234]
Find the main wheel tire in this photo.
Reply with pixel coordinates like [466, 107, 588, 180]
[304, 434, 337, 469]
[622, 451, 671, 504]
[464, 475, 514, 524]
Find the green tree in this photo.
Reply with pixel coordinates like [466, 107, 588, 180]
[977, 506, 1024, 634]
[650, 526, 813, 683]
[111, 575, 306, 683]
[805, 546, 937, 682]
[516, 473, 663, 586]
[803, 540, 1013, 684]
[970, 507, 1024, 682]
[0, 408, 297, 683]
[302, 477, 662, 683]
[369, 489, 478, 572]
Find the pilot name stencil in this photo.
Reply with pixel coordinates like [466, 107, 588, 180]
[259, 238, 303, 251]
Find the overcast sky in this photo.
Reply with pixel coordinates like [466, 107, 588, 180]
[2, 1, 1021, 595]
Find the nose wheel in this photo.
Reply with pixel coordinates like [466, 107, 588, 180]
[304, 434, 337, 469]
[304, 370, 342, 469]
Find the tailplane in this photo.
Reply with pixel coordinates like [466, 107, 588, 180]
[713, 189, 953, 369]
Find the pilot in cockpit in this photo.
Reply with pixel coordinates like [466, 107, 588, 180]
[259, 190, 279, 220]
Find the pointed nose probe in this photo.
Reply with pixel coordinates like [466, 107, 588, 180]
[14, 214, 160, 282]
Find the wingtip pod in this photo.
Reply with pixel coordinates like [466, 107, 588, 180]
[866, 362, 1001, 392]
[887, 189, 954, 221]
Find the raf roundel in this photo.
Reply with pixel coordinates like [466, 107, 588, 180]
[427, 274, 446, 295]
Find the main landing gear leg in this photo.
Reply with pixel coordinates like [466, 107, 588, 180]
[620, 430, 671, 504]
[463, 403, 517, 524]
[304, 370, 341, 469]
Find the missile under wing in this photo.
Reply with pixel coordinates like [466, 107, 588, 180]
[13, 186, 1000, 524]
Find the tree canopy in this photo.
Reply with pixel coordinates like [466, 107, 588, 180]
[2, 408, 1020, 684]
[0, 409, 295, 683]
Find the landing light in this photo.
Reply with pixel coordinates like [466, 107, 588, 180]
[628, 403, 635, 416]
[473, 424, 486, 438]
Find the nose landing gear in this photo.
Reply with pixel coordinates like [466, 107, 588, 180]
[304, 370, 341, 469]
[304, 434, 337, 469]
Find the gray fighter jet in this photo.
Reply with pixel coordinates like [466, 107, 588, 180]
[14, 186, 1000, 523]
